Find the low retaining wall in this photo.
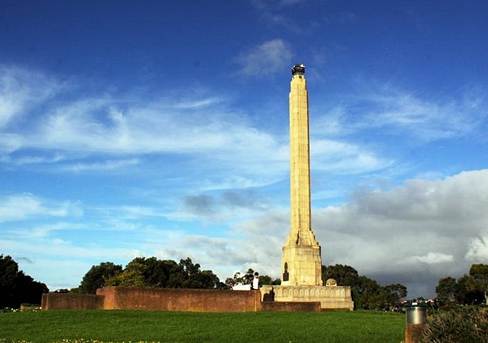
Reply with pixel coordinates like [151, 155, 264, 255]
[42, 287, 326, 312]
[41, 293, 104, 310]
[97, 287, 261, 312]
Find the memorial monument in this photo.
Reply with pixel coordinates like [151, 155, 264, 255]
[41, 64, 353, 313]
[262, 64, 354, 311]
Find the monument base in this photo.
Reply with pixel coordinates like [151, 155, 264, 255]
[260, 285, 354, 311]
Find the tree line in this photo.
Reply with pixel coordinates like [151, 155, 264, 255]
[74, 257, 226, 294]
[435, 264, 488, 306]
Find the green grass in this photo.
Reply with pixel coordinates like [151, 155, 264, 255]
[0, 310, 404, 343]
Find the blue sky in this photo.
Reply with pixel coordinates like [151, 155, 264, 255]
[1, 0, 488, 297]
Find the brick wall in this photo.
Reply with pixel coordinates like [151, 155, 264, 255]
[41, 293, 104, 310]
[42, 287, 323, 312]
[96, 287, 262, 312]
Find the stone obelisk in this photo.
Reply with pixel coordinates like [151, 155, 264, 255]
[260, 64, 353, 310]
[281, 64, 323, 286]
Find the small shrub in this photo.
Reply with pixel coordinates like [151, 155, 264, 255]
[421, 306, 488, 343]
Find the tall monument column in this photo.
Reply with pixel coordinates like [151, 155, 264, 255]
[261, 64, 353, 310]
[281, 64, 323, 287]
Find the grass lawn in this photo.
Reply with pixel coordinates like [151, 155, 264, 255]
[0, 310, 404, 343]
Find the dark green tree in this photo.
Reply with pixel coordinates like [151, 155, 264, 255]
[105, 257, 221, 289]
[178, 258, 221, 288]
[322, 264, 407, 310]
[243, 268, 255, 285]
[322, 264, 359, 287]
[469, 264, 488, 305]
[434, 264, 488, 306]
[79, 262, 123, 293]
[225, 275, 239, 288]
[259, 275, 272, 285]
[435, 277, 458, 306]
[352, 275, 384, 310]
[0, 255, 18, 307]
[456, 274, 482, 305]
[258, 275, 281, 286]
[384, 283, 407, 305]
[0, 255, 48, 308]
[225, 269, 280, 288]
[14, 272, 49, 305]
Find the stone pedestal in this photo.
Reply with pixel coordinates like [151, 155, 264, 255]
[261, 284, 354, 311]
[281, 244, 322, 286]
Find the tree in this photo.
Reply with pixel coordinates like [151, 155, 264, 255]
[186, 269, 221, 289]
[176, 257, 221, 289]
[322, 264, 407, 310]
[0, 255, 48, 308]
[243, 268, 255, 285]
[259, 275, 272, 285]
[107, 257, 176, 287]
[352, 275, 384, 310]
[79, 262, 123, 293]
[436, 277, 458, 306]
[435, 264, 488, 306]
[384, 283, 407, 306]
[225, 269, 280, 288]
[272, 278, 281, 285]
[14, 272, 49, 305]
[258, 275, 281, 286]
[0, 255, 18, 307]
[225, 272, 242, 288]
[456, 274, 481, 304]
[106, 268, 145, 287]
[322, 264, 359, 287]
[469, 264, 488, 305]
[105, 257, 222, 289]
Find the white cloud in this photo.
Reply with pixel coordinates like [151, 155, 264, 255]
[465, 234, 488, 261]
[0, 66, 61, 129]
[236, 39, 293, 76]
[0, 133, 24, 153]
[0, 65, 390, 189]
[0, 194, 82, 222]
[60, 158, 140, 172]
[31, 98, 273, 156]
[0, 153, 65, 165]
[94, 205, 167, 221]
[312, 139, 392, 174]
[314, 86, 488, 141]
[362, 89, 487, 140]
[27, 222, 86, 238]
[173, 97, 222, 109]
[411, 252, 454, 264]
